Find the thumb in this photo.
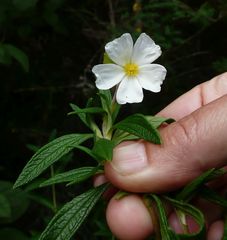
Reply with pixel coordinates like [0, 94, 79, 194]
[105, 94, 227, 192]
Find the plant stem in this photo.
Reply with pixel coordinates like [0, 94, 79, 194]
[50, 165, 57, 213]
[143, 195, 161, 240]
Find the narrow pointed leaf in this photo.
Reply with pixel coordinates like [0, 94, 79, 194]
[28, 193, 54, 211]
[74, 145, 98, 160]
[114, 114, 161, 144]
[176, 168, 225, 201]
[69, 103, 89, 127]
[200, 186, 227, 208]
[149, 194, 178, 239]
[112, 130, 139, 145]
[14, 134, 93, 188]
[111, 101, 121, 124]
[98, 90, 112, 114]
[146, 116, 175, 128]
[69, 103, 102, 137]
[5, 44, 29, 72]
[39, 184, 109, 240]
[68, 107, 105, 115]
[165, 196, 206, 239]
[40, 167, 97, 187]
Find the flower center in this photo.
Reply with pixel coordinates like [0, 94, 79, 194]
[124, 63, 139, 77]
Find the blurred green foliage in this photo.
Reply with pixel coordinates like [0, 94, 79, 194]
[0, 0, 227, 239]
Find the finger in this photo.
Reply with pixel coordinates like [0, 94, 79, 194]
[105, 94, 227, 192]
[106, 194, 153, 240]
[158, 72, 227, 120]
[207, 220, 224, 240]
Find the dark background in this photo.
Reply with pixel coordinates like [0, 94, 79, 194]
[0, 0, 227, 239]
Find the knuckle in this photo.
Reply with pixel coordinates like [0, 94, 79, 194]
[180, 113, 198, 144]
[168, 113, 199, 154]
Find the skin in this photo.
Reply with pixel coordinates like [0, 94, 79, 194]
[103, 72, 227, 239]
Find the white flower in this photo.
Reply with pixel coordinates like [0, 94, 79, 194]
[92, 33, 167, 104]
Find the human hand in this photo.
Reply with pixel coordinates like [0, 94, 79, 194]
[104, 72, 227, 239]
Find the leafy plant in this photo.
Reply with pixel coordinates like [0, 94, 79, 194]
[9, 1, 227, 239]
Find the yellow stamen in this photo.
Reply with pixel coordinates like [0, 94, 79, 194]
[124, 63, 139, 77]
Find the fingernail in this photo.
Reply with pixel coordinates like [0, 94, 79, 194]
[111, 141, 148, 175]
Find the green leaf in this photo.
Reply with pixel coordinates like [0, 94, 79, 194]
[111, 101, 121, 124]
[200, 186, 227, 208]
[176, 168, 225, 201]
[14, 134, 93, 188]
[148, 194, 178, 239]
[70, 103, 90, 127]
[75, 145, 98, 160]
[28, 193, 54, 211]
[98, 90, 112, 114]
[92, 139, 115, 162]
[112, 130, 139, 145]
[68, 107, 105, 115]
[39, 184, 109, 240]
[0, 181, 29, 223]
[0, 194, 11, 218]
[114, 114, 161, 144]
[69, 103, 102, 137]
[0, 44, 12, 65]
[40, 167, 97, 187]
[4, 44, 29, 72]
[146, 116, 175, 128]
[13, 0, 38, 10]
[165, 196, 206, 239]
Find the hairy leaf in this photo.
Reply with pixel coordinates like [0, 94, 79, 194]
[74, 145, 98, 160]
[165, 196, 206, 239]
[114, 114, 161, 144]
[14, 134, 93, 188]
[68, 107, 105, 115]
[92, 139, 115, 162]
[39, 184, 109, 240]
[98, 90, 112, 114]
[149, 194, 178, 239]
[40, 167, 97, 187]
[176, 168, 225, 201]
[200, 186, 227, 208]
[112, 129, 140, 145]
[69, 103, 89, 127]
[69, 103, 102, 137]
[146, 116, 175, 128]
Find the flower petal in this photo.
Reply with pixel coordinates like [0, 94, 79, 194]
[138, 64, 167, 92]
[131, 33, 162, 65]
[116, 77, 143, 104]
[92, 64, 125, 90]
[105, 33, 133, 66]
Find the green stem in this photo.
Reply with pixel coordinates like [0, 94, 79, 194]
[50, 165, 57, 213]
[143, 195, 161, 240]
[102, 93, 117, 140]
